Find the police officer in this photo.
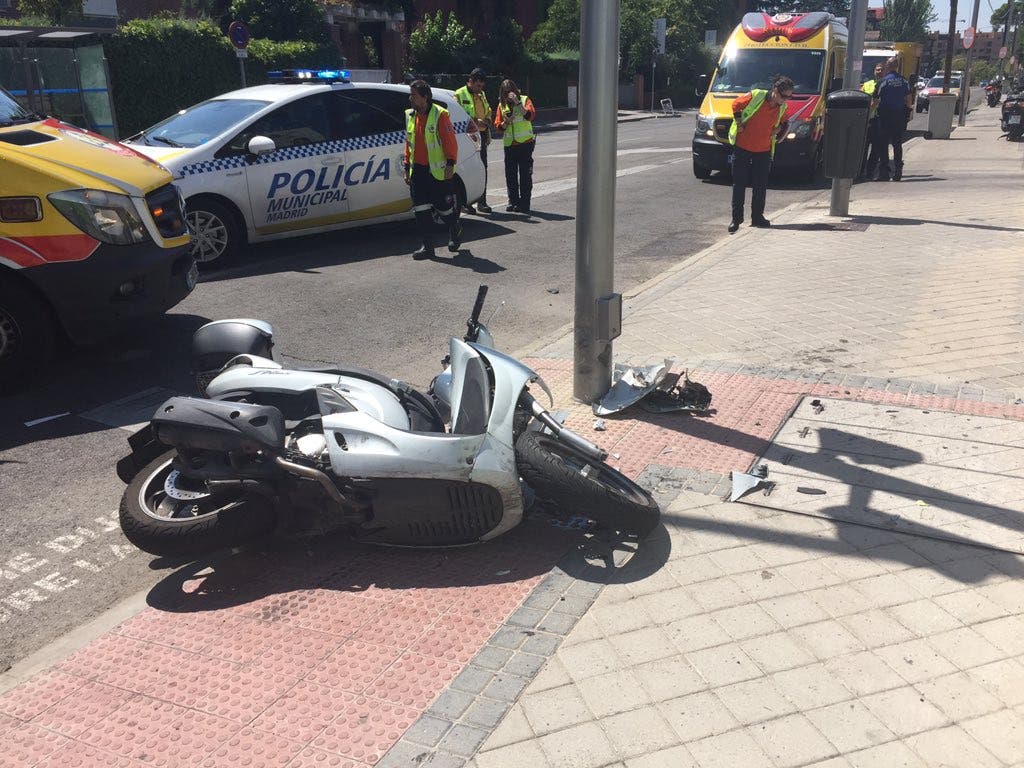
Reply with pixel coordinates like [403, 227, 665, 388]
[861, 63, 885, 180]
[494, 78, 536, 214]
[875, 57, 913, 181]
[404, 79, 462, 260]
[454, 68, 493, 214]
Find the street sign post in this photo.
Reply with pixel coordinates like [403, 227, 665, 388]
[959, 1, 980, 127]
[228, 20, 251, 87]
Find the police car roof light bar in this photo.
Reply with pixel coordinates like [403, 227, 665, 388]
[267, 68, 351, 84]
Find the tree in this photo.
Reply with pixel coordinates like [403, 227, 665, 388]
[228, 0, 327, 43]
[879, 0, 936, 43]
[14, 0, 82, 24]
[526, 0, 579, 54]
[485, 16, 526, 74]
[408, 11, 476, 74]
[990, 1, 1022, 32]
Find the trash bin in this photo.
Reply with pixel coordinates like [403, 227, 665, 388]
[926, 93, 957, 139]
[823, 90, 871, 179]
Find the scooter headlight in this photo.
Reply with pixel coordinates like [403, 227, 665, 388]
[48, 189, 149, 245]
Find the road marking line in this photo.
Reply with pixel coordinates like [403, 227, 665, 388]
[24, 412, 70, 427]
[80, 387, 177, 432]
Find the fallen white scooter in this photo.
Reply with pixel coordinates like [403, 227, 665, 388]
[117, 286, 659, 556]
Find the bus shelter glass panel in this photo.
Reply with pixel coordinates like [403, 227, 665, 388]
[77, 44, 114, 136]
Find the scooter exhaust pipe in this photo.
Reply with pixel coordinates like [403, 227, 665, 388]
[523, 393, 608, 462]
[274, 456, 350, 508]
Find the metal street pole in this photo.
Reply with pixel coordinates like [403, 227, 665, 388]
[959, 0, 982, 126]
[942, 0, 959, 92]
[574, 0, 621, 403]
[829, 0, 867, 216]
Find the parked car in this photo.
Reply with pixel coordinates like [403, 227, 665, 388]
[917, 74, 969, 115]
[126, 70, 487, 266]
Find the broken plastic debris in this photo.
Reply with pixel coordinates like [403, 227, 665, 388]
[495, 569, 511, 576]
[593, 359, 674, 416]
[593, 419, 606, 431]
[915, 499, 928, 506]
[730, 467, 770, 502]
[547, 287, 560, 294]
[796, 487, 827, 495]
[810, 399, 824, 414]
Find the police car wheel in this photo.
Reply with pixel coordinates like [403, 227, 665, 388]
[0, 279, 56, 390]
[186, 198, 242, 266]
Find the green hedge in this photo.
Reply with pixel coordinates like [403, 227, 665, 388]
[105, 18, 343, 137]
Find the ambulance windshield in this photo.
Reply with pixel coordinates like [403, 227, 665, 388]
[0, 86, 34, 125]
[136, 99, 270, 148]
[711, 49, 825, 94]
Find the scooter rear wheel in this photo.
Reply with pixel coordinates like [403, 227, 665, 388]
[515, 431, 660, 537]
[119, 451, 276, 557]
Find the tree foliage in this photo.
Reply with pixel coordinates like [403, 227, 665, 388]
[879, 0, 936, 43]
[408, 11, 477, 73]
[13, 0, 82, 24]
[486, 16, 526, 74]
[228, 0, 327, 43]
[990, 1, 1023, 31]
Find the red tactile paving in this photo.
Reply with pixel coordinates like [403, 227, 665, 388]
[311, 697, 419, 763]
[10, 360, 1019, 766]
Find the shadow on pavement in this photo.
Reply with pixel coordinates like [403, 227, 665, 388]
[146, 517, 672, 614]
[431, 250, 506, 273]
[622, 409, 1024, 583]
[848, 214, 1024, 233]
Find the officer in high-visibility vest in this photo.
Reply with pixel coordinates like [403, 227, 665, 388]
[404, 79, 462, 260]
[727, 74, 792, 233]
[493, 78, 536, 215]
[860, 63, 885, 180]
[454, 68, 493, 214]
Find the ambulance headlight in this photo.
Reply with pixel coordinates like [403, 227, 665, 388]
[785, 119, 813, 141]
[696, 116, 712, 134]
[48, 189, 149, 246]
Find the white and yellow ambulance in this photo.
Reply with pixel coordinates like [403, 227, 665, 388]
[1, 84, 193, 384]
[126, 70, 487, 266]
[692, 11, 848, 180]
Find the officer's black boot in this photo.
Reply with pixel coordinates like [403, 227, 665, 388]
[412, 210, 435, 260]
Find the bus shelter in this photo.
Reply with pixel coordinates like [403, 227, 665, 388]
[0, 27, 118, 138]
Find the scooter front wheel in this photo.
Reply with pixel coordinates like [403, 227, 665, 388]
[119, 451, 276, 557]
[515, 431, 660, 537]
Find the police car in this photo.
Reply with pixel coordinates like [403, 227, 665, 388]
[126, 70, 487, 265]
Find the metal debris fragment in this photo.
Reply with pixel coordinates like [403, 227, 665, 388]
[730, 465, 770, 502]
[593, 359, 712, 416]
[593, 419, 607, 431]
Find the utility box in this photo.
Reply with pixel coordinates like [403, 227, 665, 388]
[823, 90, 871, 179]
[927, 93, 957, 139]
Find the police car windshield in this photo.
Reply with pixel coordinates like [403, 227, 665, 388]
[0, 87, 34, 125]
[139, 98, 270, 147]
[711, 49, 824, 94]
[928, 76, 960, 88]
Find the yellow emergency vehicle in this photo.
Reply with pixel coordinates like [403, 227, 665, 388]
[692, 11, 848, 180]
[0, 84, 194, 384]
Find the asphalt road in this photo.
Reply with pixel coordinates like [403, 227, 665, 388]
[0, 114, 903, 672]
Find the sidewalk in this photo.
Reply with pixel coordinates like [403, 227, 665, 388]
[2, 110, 1024, 768]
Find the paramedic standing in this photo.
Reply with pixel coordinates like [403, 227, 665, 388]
[404, 79, 462, 260]
[727, 74, 793, 233]
[454, 68, 493, 214]
[494, 78, 536, 215]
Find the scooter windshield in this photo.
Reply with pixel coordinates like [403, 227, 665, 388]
[451, 347, 492, 435]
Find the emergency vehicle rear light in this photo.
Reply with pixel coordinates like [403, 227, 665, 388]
[741, 11, 831, 43]
[267, 68, 351, 84]
[0, 196, 42, 223]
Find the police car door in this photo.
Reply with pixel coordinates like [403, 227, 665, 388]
[330, 89, 410, 221]
[232, 92, 350, 236]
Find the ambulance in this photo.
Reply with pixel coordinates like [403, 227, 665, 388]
[126, 69, 487, 266]
[692, 11, 848, 180]
[1, 84, 193, 385]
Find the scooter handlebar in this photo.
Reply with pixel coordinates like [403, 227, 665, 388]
[470, 285, 488, 326]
